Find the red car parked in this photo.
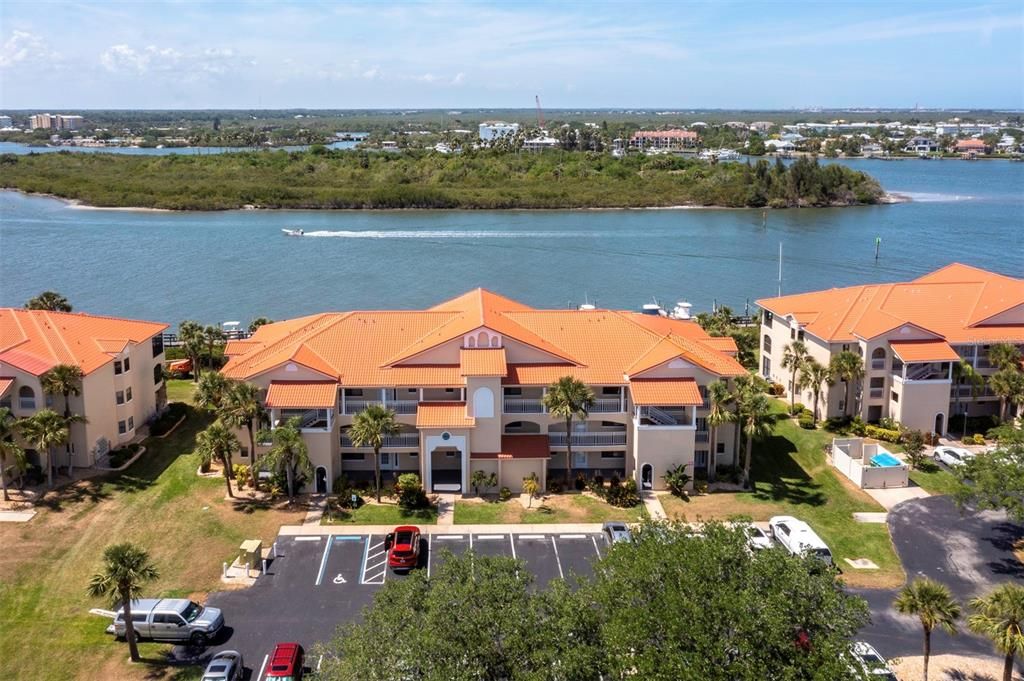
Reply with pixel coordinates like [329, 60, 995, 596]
[265, 642, 305, 680]
[386, 525, 421, 571]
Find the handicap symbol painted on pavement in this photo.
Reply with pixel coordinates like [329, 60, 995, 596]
[333, 574, 347, 584]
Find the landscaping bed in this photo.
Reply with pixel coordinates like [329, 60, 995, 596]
[454, 493, 646, 525]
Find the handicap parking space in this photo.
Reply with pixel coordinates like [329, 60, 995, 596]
[359, 534, 389, 585]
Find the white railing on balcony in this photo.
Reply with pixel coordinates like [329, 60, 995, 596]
[277, 409, 330, 430]
[696, 431, 709, 443]
[343, 399, 381, 414]
[637, 405, 678, 425]
[342, 399, 419, 415]
[504, 397, 545, 414]
[548, 432, 627, 446]
[341, 433, 420, 448]
[869, 388, 884, 399]
[590, 398, 623, 413]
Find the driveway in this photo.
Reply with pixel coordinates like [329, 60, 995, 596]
[855, 495, 1024, 661]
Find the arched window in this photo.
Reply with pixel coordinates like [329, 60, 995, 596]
[472, 386, 494, 418]
[490, 336, 500, 348]
[477, 331, 489, 347]
[18, 385, 35, 410]
[505, 421, 541, 434]
[466, 336, 476, 348]
[763, 335, 772, 353]
[871, 347, 886, 369]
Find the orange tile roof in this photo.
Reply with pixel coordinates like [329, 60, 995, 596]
[757, 264, 1024, 344]
[265, 381, 338, 409]
[703, 336, 739, 353]
[0, 377, 13, 398]
[224, 339, 262, 357]
[629, 378, 703, 406]
[416, 402, 474, 429]
[0, 309, 167, 377]
[460, 348, 507, 377]
[890, 340, 960, 363]
[474, 435, 550, 460]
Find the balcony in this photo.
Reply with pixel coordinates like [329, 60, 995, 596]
[548, 432, 627, 447]
[635, 405, 694, 427]
[276, 409, 330, 430]
[590, 397, 623, 413]
[504, 397, 544, 414]
[695, 431, 709, 444]
[894, 363, 950, 383]
[341, 433, 420, 448]
[343, 399, 418, 415]
[869, 388, 884, 399]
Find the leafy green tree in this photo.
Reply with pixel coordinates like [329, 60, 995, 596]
[194, 420, 240, 498]
[990, 367, 1024, 423]
[733, 375, 773, 486]
[542, 376, 595, 486]
[348, 404, 400, 502]
[968, 583, 1024, 681]
[989, 344, 1023, 372]
[470, 469, 497, 496]
[40, 363, 86, 475]
[747, 135, 766, 156]
[522, 473, 540, 507]
[894, 577, 960, 681]
[260, 417, 311, 501]
[195, 371, 232, 414]
[781, 340, 810, 411]
[800, 359, 832, 423]
[952, 359, 985, 438]
[0, 408, 27, 501]
[25, 290, 72, 312]
[829, 351, 865, 419]
[954, 423, 1024, 521]
[87, 542, 160, 662]
[179, 320, 205, 381]
[19, 408, 70, 488]
[901, 430, 927, 470]
[248, 317, 273, 333]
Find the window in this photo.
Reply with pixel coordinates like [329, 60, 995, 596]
[118, 420, 127, 434]
[891, 391, 899, 403]
[871, 347, 886, 369]
[790, 327, 796, 339]
[716, 442, 726, 454]
[797, 330, 805, 341]
[602, 387, 620, 396]
[761, 356, 771, 379]
[125, 387, 133, 402]
[600, 451, 625, 459]
[762, 335, 772, 353]
[239, 446, 249, 459]
[18, 386, 35, 410]
[152, 334, 164, 357]
[344, 388, 363, 397]
[127, 417, 134, 431]
[114, 360, 123, 375]
[695, 451, 709, 467]
[153, 364, 163, 385]
[115, 390, 125, 405]
[123, 357, 130, 372]
[342, 452, 365, 461]
[504, 387, 522, 396]
[445, 451, 458, 458]
[763, 310, 773, 327]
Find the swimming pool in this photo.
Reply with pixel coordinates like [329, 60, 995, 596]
[870, 452, 903, 467]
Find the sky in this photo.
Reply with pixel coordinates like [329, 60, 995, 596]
[1, 1, 1022, 110]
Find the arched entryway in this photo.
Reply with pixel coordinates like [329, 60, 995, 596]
[640, 463, 653, 490]
[934, 413, 945, 436]
[315, 466, 328, 494]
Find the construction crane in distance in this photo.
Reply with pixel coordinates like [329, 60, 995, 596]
[535, 95, 546, 130]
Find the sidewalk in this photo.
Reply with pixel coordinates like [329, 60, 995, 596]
[864, 484, 930, 510]
[436, 493, 457, 526]
[642, 491, 667, 520]
[303, 495, 327, 525]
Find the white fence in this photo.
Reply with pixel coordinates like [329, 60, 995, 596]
[831, 437, 908, 489]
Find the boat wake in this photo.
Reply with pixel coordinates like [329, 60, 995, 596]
[294, 229, 599, 239]
[896, 191, 976, 203]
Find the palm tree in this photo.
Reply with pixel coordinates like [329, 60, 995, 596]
[542, 376, 595, 486]
[87, 543, 159, 662]
[734, 376, 773, 487]
[894, 577, 961, 681]
[800, 359, 833, 424]
[952, 360, 985, 439]
[40, 363, 85, 475]
[179, 320, 205, 381]
[19, 409, 70, 488]
[194, 420, 240, 498]
[0, 408, 27, 501]
[990, 368, 1024, 424]
[260, 417, 311, 502]
[248, 317, 273, 334]
[989, 344, 1023, 372]
[968, 583, 1024, 681]
[348, 404, 400, 502]
[706, 380, 736, 477]
[829, 350, 865, 419]
[781, 340, 810, 411]
[203, 325, 226, 372]
[25, 290, 72, 312]
[195, 371, 233, 414]
[222, 382, 265, 480]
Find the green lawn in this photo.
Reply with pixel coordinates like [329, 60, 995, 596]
[661, 401, 904, 589]
[166, 378, 196, 404]
[323, 502, 438, 525]
[454, 494, 646, 525]
[908, 460, 961, 496]
[0, 407, 306, 681]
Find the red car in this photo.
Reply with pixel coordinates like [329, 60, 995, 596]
[386, 525, 421, 571]
[265, 642, 304, 680]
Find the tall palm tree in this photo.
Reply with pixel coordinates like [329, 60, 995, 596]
[894, 577, 961, 681]
[348, 404, 400, 502]
[194, 420, 240, 499]
[542, 376, 595, 486]
[968, 583, 1024, 681]
[87, 542, 159, 662]
[24, 290, 72, 312]
[990, 368, 1024, 424]
[19, 409, 70, 488]
[734, 376, 773, 487]
[179, 320, 205, 382]
[40, 363, 85, 475]
[195, 371, 233, 414]
[829, 350, 865, 419]
[222, 382, 265, 480]
[706, 380, 736, 477]
[0, 408, 27, 501]
[203, 325, 226, 372]
[781, 340, 810, 411]
[952, 360, 984, 439]
[989, 344, 1023, 372]
[800, 359, 833, 424]
[260, 417, 311, 502]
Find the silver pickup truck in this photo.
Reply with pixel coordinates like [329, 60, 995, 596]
[105, 598, 223, 646]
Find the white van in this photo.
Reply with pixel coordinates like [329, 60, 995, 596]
[768, 516, 834, 566]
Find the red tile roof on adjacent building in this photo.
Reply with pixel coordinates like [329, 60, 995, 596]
[460, 347, 508, 377]
[756, 264, 1024, 344]
[0, 377, 13, 398]
[0, 309, 167, 377]
[265, 381, 338, 409]
[416, 402, 474, 429]
[628, 378, 703, 406]
[955, 139, 987, 150]
[890, 340, 960, 363]
[473, 434, 551, 460]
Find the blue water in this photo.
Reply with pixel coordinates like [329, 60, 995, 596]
[870, 452, 902, 468]
[0, 140, 358, 156]
[0, 158, 1021, 325]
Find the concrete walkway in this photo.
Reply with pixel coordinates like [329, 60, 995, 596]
[852, 512, 889, 523]
[436, 493, 457, 526]
[279, 522, 608, 536]
[642, 491, 667, 520]
[0, 509, 37, 523]
[302, 496, 327, 525]
[864, 484, 930, 510]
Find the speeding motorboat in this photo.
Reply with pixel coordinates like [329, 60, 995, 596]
[282, 228, 305, 237]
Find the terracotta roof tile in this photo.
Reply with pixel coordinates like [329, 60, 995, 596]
[890, 340, 960, 363]
[265, 381, 338, 409]
[629, 378, 703, 406]
[460, 348, 507, 377]
[0, 377, 13, 399]
[416, 402, 474, 429]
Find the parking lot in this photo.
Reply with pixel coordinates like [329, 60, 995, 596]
[193, 531, 607, 679]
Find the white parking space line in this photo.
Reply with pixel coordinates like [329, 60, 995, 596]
[294, 536, 322, 542]
[360, 536, 388, 585]
[591, 536, 603, 558]
[476, 534, 505, 540]
[427, 534, 433, 579]
[551, 536, 564, 579]
[315, 536, 334, 586]
[560, 534, 587, 539]
[435, 534, 464, 540]
[256, 653, 268, 681]
[509, 534, 517, 561]
[317, 655, 323, 672]
[518, 534, 545, 539]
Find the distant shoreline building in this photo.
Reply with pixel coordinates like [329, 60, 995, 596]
[479, 121, 520, 142]
[629, 129, 699, 150]
[28, 113, 83, 131]
[0, 115, 12, 129]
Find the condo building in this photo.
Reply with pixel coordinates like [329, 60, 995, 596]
[222, 289, 747, 495]
[0, 309, 168, 472]
[757, 264, 1024, 435]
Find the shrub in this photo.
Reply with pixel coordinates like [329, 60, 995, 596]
[606, 478, 640, 508]
[878, 416, 902, 431]
[233, 464, 251, 487]
[498, 486, 513, 502]
[864, 424, 902, 443]
[396, 473, 429, 509]
[547, 480, 564, 494]
[901, 430, 927, 470]
[971, 433, 986, 445]
[149, 402, 187, 436]
[470, 469, 498, 496]
[770, 382, 786, 396]
[850, 416, 868, 436]
[790, 402, 806, 416]
[593, 473, 604, 487]
[662, 463, 692, 497]
[522, 474, 541, 506]
[574, 472, 587, 491]
[715, 464, 741, 485]
[609, 474, 621, 488]
[694, 480, 709, 495]
[824, 416, 850, 433]
[798, 415, 816, 429]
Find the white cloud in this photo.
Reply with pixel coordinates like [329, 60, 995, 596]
[0, 30, 62, 69]
[99, 43, 253, 79]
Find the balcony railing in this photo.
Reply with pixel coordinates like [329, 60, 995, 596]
[19, 398, 36, 410]
[869, 388, 884, 399]
[341, 433, 420, 448]
[504, 397, 545, 414]
[871, 359, 886, 370]
[590, 398, 623, 413]
[548, 432, 627, 446]
[343, 399, 418, 415]
[696, 431, 709, 443]
[277, 409, 329, 430]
